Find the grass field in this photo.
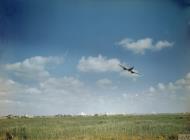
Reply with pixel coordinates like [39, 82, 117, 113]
[0, 113, 190, 140]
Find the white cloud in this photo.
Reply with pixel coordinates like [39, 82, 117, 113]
[158, 83, 165, 90]
[0, 77, 23, 95]
[168, 82, 178, 93]
[142, 72, 190, 113]
[149, 86, 155, 92]
[186, 73, 190, 79]
[117, 38, 173, 54]
[78, 54, 120, 72]
[1, 71, 190, 115]
[149, 72, 190, 94]
[40, 76, 84, 95]
[155, 40, 173, 51]
[96, 78, 117, 90]
[118, 38, 152, 54]
[25, 88, 41, 94]
[176, 79, 186, 86]
[5, 56, 63, 81]
[1, 55, 189, 115]
[78, 54, 139, 79]
[96, 78, 112, 86]
[0, 75, 98, 115]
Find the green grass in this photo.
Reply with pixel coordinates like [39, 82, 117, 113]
[0, 113, 190, 140]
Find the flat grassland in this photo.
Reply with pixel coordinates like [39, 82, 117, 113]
[0, 113, 190, 140]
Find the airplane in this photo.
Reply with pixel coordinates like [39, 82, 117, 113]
[119, 64, 140, 75]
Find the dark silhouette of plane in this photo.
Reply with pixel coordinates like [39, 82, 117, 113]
[119, 64, 140, 75]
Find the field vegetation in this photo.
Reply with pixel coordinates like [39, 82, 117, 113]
[0, 113, 190, 140]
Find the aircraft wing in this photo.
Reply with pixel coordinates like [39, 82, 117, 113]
[119, 64, 126, 69]
[128, 67, 134, 71]
[132, 70, 140, 75]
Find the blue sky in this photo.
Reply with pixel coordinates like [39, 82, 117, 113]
[0, 0, 190, 115]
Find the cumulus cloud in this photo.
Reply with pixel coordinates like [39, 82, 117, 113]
[149, 86, 155, 92]
[141, 72, 190, 113]
[96, 78, 117, 90]
[97, 78, 112, 86]
[78, 54, 139, 79]
[0, 55, 138, 115]
[117, 37, 173, 54]
[0, 77, 23, 96]
[0, 78, 14, 95]
[1, 71, 190, 115]
[149, 72, 190, 94]
[0, 56, 98, 115]
[118, 38, 152, 54]
[155, 40, 174, 50]
[1, 55, 189, 115]
[0, 75, 97, 115]
[39, 76, 85, 95]
[157, 83, 165, 90]
[78, 55, 120, 72]
[118, 72, 190, 114]
[25, 87, 42, 95]
[5, 56, 63, 81]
